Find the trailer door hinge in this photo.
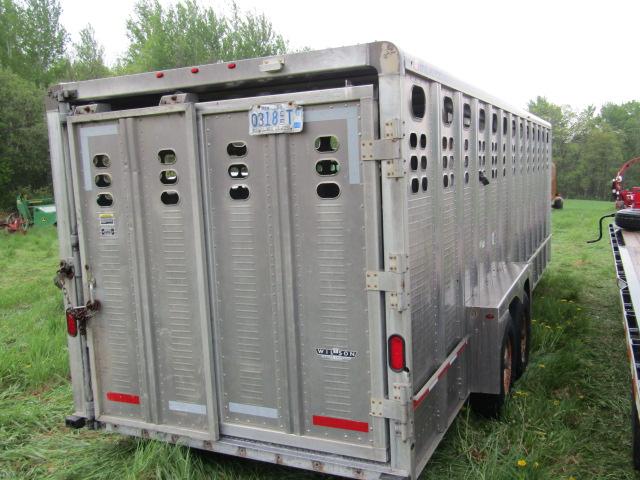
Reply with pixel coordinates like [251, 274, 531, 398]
[159, 92, 198, 105]
[366, 269, 407, 311]
[371, 381, 413, 442]
[370, 398, 407, 423]
[73, 103, 110, 115]
[360, 141, 403, 179]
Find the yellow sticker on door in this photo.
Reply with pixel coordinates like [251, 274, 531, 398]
[99, 213, 116, 238]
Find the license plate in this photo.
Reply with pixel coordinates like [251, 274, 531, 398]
[248, 103, 303, 135]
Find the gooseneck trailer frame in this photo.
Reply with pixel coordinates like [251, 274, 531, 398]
[47, 42, 551, 479]
[609, 223, 640, 468]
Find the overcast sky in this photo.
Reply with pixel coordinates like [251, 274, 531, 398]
[60, 0, 639, 112]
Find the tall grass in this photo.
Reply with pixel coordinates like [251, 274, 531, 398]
[0, 200, 632, 479]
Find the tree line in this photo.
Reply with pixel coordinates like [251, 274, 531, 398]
[0, 0, 637, 211]
[529, 97, 640, 200]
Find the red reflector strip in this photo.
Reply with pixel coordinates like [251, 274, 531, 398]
[413, 337, 469, 409]
[106, 392, 140, 404]
[312, 415, 369, 433]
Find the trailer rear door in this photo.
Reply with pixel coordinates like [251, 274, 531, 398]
[200, 85, 387, 461]
[67, 104, 218, 440]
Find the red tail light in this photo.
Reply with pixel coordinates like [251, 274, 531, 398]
[66, 310, 78, 337]
[388, 335, 406, 372]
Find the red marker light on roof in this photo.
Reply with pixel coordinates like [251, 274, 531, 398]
[485, 313, 495, 320]
[155, 72, 164, 78]
[227, 62, 236, 69]
[388, 334, 406, 372]
[190, 67, 199, 74]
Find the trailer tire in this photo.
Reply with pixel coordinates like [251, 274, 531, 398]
[470, 322, 515, 418]
[515, 297, 531, 379]
[633, 400, 640, 470]
[616, 209, 640, 231]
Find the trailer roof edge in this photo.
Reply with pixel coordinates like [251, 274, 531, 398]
[47, 40, 550, 127]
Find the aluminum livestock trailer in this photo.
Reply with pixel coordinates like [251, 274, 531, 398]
[47, 42, 551, 479]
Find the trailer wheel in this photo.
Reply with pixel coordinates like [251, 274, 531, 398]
[633, 399, 640, 470]
[515, 297, 531, 379]
[470, 322, 515, 418]
[616, 209, 640, 231]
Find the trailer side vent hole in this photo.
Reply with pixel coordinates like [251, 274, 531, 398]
[463, 103, 471, 128]
[464, 155, 469, 168]
[411, 177, 419, 193]
[442, 136, 447, 150]
[226, 142, 247, 157]
[492, 113, 498, 134]
[94, 174, 111, 188]
[159, 149, 177, 164]
[443, 174, 449, 188]
[161, 191, 180, 205]
[96, 193, 113, 207]
[411, 85, 426, 118]
[410, 156, 418, 171]
[409, 133, 417, 149]
[421, 155, 427, 170]
[442, 96, 453, 125]
[512, 119, 517, 136]
[479, 109, 486, 131]
[442, 156, 447, 169]
[421, 176, 428, 192]
[315, 136, 339, 153]
[93, 154, 110, 168]
[420, 134, 427, 149]
[503, 117, 508, 135]
[315, 159, 339, 176]
[465, 171, 469, 184]
[464, 139, 469, 151]
[449, 137, 454, 150]
[160, 169, 178, 184]
[229, 185, 250, 200]
[317, 182, 340, 199]
[450, 173, 455, 187]
[229, 164, 249, 178]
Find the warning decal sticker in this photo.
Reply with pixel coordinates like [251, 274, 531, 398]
[99, 213, 116, 237]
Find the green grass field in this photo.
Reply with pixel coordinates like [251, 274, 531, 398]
[0, 199, 634, 479]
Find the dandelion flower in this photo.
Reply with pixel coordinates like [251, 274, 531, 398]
[538, 364, 545, 368]
[517, 459, 527, 468]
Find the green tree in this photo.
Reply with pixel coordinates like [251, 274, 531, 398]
[600, 101, 640, 160]
[575, 126, 625, 199]
[121, 0, 287, 73]
[66, 24, 110, 80]
[0, 0, 67, 87]
[0, 69, 49, 209]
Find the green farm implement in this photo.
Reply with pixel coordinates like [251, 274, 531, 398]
[1, 194, 56, 233]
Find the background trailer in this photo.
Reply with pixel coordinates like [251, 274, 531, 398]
[47, 42, 551, 479]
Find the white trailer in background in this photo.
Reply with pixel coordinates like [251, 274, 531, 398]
[47, 42, 551, 479]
